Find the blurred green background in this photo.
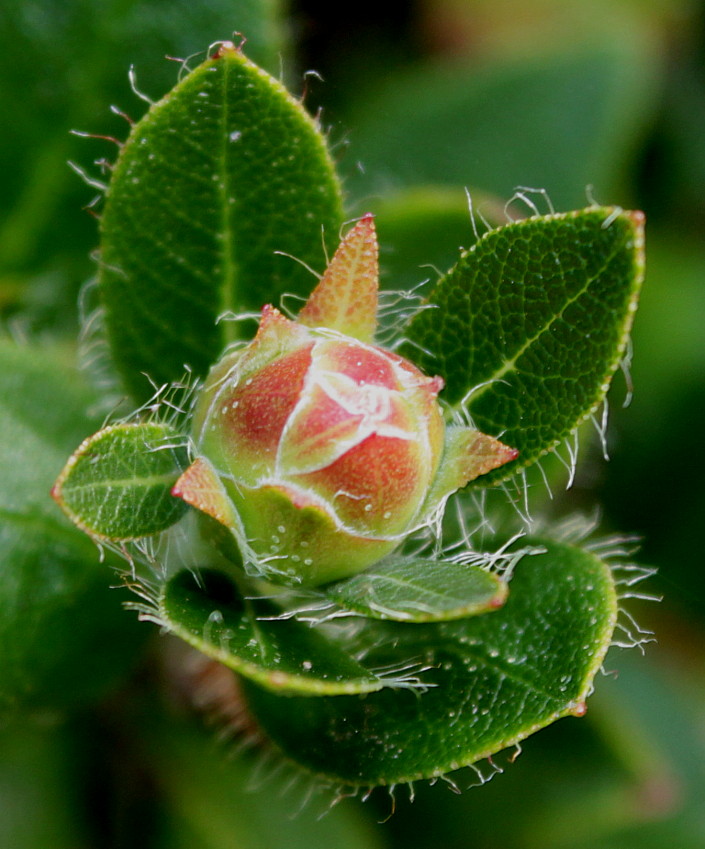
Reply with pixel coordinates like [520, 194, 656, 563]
[1, 0, 704, 846]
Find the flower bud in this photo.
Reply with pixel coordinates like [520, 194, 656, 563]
[172, 215, 517, 586]
[184, 306, 445, 585]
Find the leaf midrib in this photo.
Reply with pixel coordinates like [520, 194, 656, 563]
[346, 569, 494, 606]
[448, 221, 626, 413]
[219, 57, 238, 346]
[62, 471, 180, 494]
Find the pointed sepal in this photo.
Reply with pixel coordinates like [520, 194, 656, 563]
[298, 214, 379, 342]
[422, 426, 518, 516]
[171, 456, 240, 530]
[238, 304, 312, 380]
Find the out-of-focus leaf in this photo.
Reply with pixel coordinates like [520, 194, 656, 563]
[595, 234, 705, 618]
[371, 186, 507, 295]
[159, 569, 383, 696]
[148, 715, 385, 849]
[324, 556, 507, 622]
[53, 422, 189, 540]
[518, 644, 705, 849]
[344, 35, 658, 210]
[402, 207, 644, 484]
[0, 339, 144, 717]
[243, 539, 618, 785]
[0, 724, 88, 848]
[99, 45, 343, 401]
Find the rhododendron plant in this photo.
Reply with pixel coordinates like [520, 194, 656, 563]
[47, 42, 645, 790]
[172, 216, 516, 585]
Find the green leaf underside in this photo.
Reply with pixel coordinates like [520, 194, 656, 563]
[324, 557, 507, 622]
[160, 569, 382, 696]
[100, 46, 343, 402]
[53, 422, 189, 539]
[242, 540, 618, 785]
[402, 208, 644, 484]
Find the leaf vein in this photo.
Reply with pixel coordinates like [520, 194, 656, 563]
[455, 231, 627, 411]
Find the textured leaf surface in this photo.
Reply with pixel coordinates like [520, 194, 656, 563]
[0, 340, 144, 717]
[242, 540, 618, 785]
[403, 208, 644, 483]
[324, 556, 507, 622]
[52, 422, 189, 540]
[159, 569, 383, 695]
[100, 45, 343, 401]
[0, 0, 287, 330]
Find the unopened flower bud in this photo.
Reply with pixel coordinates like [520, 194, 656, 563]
[188, 306, 444, 584]
[172, 215, 517, 585]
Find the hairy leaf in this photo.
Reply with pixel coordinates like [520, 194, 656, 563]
[100, 44, 343, 401]
[371, 186, 506, 294]
[324, 556, 507, 622]
[403, 208, 644, 483]
[52, 422, 189, 540]
[242, 540, 618, 785]
[0, 1, 287, 329]
[159, 569, 383, 696]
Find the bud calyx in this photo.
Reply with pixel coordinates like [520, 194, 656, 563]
[173, 216, 517, 585]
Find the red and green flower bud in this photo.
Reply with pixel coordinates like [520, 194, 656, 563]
[172, 216, 517, 586]
[190, 306, 444, 584]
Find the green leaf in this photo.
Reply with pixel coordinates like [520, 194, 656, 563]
[0, 339, 145, 717]
[0, 1, 288, 328]
[159, 569, 383, 696]
[345, 34, 658, 210]
[402, 207, 644, 483]
[241, 539, 618, 785]
[52, 422, 189, 540]
[99, 44, 343, 402]
[147, 715, 386, 849]
[324, 556, 507, 622]
[0, 724, 90, 848]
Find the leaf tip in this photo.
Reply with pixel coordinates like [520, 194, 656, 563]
[489, 591, 508, 610]
[50, 450, 77, 514]
[627, 209, 646, 229]
[210, 38, 244, 61]
[569, 700, 588, 717]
